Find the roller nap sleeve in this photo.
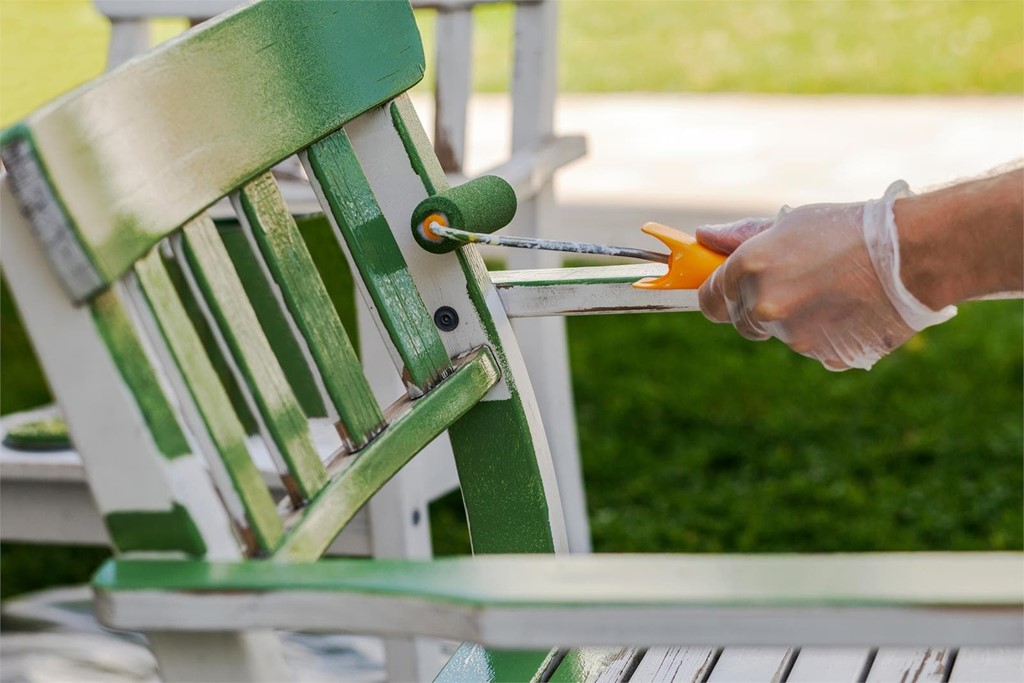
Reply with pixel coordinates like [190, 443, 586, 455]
[411, 175, 517, 254]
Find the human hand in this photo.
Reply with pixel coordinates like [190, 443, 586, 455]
[695, 181, 956, 371]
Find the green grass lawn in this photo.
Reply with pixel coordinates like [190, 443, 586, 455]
[416, 0, 1023, 94]
[429, 297, 1023, 556]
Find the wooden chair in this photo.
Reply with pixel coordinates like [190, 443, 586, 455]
[3, 3, 586, 676]
[2, 2, 1020, 681]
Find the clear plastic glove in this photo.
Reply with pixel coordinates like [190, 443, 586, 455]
[696, 181, 956, 371]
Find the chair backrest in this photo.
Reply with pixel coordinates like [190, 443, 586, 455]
[1, 0, 568, 564]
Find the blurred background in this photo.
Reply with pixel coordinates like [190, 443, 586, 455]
[1, 0, 1021, 608]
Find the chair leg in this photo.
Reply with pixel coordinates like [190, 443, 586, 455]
[148, 631, 289, 682]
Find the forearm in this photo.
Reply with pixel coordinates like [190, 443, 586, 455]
[894, 168, 1023, 309]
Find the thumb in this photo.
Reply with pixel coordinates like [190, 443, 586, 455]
[695, 216, 774, 255]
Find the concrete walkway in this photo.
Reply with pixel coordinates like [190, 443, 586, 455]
[411, 93, 1024, 250]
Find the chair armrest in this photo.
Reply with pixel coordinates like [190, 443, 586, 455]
[493, 265, 700, 318]
[94, 552, 1023, 647]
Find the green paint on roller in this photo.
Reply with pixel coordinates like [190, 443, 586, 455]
[411, 175, 517, 254]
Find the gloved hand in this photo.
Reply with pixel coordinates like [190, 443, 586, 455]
[696, 181, 957, 371]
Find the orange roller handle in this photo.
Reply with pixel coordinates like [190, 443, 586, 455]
[632, 222, 727, 290]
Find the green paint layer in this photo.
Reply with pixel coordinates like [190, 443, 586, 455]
[391, 97, 448, 196]
[448, 399, 555, 555]
[306, 129, 450, 391]
[105, 504, 206, 556]
[135, 248, 284, 551]
[91, 290, 191, 459]
[95, 552, 1024, 605]
[182, 217, 327, 500]
[239, 174, 383, 447]
[275, 349, 500, 562]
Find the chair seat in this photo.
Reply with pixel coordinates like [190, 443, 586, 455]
[93, 553, 1023, 648]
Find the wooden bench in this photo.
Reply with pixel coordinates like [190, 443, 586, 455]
[1, 1, 1020, 681]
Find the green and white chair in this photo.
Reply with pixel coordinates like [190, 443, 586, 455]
[1, 1, 1020, 681]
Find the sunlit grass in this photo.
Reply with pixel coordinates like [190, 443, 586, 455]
[416, 0, 1023, 94]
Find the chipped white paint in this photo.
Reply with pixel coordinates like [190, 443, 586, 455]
[630, 647, 718, 683]
[866, 648, 953, 683]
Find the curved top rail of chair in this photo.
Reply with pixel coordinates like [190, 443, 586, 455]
[0, 0, 425, 303]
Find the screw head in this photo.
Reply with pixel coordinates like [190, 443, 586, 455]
[434, 306, 459, 331]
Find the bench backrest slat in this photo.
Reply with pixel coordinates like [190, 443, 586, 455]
[305, 130, 453, 394]
[235, 174, 385, 450]
[133, 246, 284, 552]
[177, 217, 328, 503]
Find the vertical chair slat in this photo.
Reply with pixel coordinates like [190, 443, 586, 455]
[134, 248, 284, 552]
[178, 217, 328, 501]
[235, 173, 385, 450]
[304, 130, 452, 394]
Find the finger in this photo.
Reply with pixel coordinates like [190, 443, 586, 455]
[695, 217, 774, 255]
[697, 265, 731, 323]
[727, 275, 771, 341]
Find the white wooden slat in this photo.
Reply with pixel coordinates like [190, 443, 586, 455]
[433, 7, 473, 173]
[593, 648, 644, 683]
[785, 648, 873, 682]
[629, 647, 717, 683]
[865, 648, 953, 683]
[492, 265, 700, 317]
[948, 648, 1024, 682]
[706, 647, 796, 682]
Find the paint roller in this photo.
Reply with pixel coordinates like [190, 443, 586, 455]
[411, 175, 726, 289]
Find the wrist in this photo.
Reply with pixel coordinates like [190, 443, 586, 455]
[894, 170, 1024, 308]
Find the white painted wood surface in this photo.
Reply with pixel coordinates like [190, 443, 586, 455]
[630, 647, 718, 682]
[785, 648, 872, 682]
[705, 648, 795, 683]
[96, 552, 1024, 647]
[1, 176, 291, 682]
[949, 648, 1024, 682]
[492, 264, 701, 317]
[865, 648, 953, 683]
